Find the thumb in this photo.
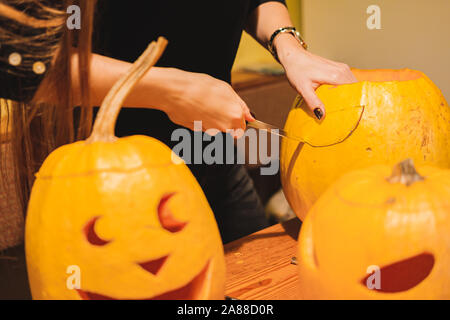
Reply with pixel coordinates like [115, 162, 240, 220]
[237, 97, 255, 122]
[245, 110, 256, 122]
[245, 109, 256, 122]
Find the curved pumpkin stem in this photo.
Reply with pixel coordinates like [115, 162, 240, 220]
[87, 37, 168, 143]
[387, 159, 424, 186]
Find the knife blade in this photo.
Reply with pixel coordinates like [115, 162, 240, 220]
[246, 104, 365, 147]
[247, 119, 303, 141]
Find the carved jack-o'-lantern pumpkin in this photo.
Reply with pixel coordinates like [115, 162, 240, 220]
[297, 159, 450, 299]
[25, 39, 226, 300]
[281, 69, 450, 220]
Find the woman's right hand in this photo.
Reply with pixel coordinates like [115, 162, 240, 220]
[74, 54, 254, 136]
[155, 68, 255, 136]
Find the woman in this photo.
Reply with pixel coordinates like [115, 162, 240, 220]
[0, 0, 356, 250]
[91, 0, 358, 242]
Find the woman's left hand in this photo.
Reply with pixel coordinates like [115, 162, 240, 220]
[276, 34, 358, 120]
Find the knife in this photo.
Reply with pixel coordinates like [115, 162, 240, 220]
[247, 119, 302, 141]
[246, 104, 365, 147]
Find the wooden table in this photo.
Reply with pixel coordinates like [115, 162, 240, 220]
[224, 218, 302, 300]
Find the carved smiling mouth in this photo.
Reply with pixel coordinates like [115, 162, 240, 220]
[77, 261, 211, 300]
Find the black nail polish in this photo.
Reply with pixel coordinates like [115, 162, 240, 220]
[314, 108, 323, 120]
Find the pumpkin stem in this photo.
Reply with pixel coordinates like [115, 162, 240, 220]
[87, 37, 168, 143]
[387, 159, 424, 186]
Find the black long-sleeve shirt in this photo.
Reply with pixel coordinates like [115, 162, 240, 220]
[0, 0, 286, 103]
[93, 0, 286, 145]
[94, 0, 285, 82]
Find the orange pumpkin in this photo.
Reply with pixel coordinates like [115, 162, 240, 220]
[297, 159, 450, 299]
[281, 69, 450, 220]
[25, 38, 226, 300]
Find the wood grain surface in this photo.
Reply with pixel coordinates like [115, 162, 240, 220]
[224, 218, 302, 300]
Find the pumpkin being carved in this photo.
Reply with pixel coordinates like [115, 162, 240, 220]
[297, 159, 450, 299]
[25, 38, 226, 300]
[281, 69, 450, 220]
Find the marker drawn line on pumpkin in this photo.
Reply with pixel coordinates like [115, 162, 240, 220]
[35, 162, 180, 180]
[304, 105, 365, 148]
[294, 96, 364, 121]
[289, 100, 365, 147]
[334, 185, 450, 211]
[332, 184, 397, 209]
[331, 165, 449, 210]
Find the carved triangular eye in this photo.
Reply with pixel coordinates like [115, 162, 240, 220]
[158, 193, 187, 233]
[362, 252, 435, 293]
[84, 217, 111, 246]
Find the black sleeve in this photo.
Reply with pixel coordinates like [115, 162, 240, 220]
[249, 0, 286, 15]
[0, 1, 64, 102]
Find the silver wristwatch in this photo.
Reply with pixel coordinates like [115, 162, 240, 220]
[268, 27, 307, 62]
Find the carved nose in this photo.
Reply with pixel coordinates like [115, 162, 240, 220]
[138, 255, 169, 275]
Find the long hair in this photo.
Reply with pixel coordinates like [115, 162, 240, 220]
[0, 0, 96, 249]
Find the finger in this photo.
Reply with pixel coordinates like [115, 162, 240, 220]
[224, 103, 247, 135]
[205, 128, 221, 136]
[348, 69, 358, 83]
[237, 96, 255, 122]
[230, 127, 245, 139]
[299, 84, 326, 120]
[336, 64, 358, 84]
[236, 116, 247, 132]
[245, 112, 255, 122]
[244, 111, 256, 130]
[338, 64, 358, 83]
